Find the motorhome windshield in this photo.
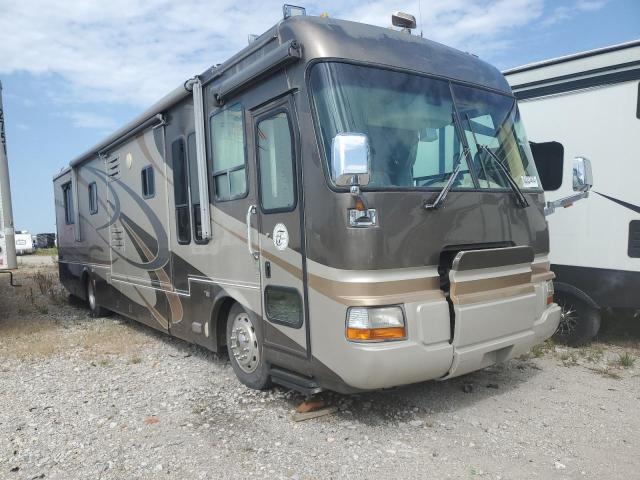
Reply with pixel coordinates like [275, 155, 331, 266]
[310, 62, 541, 191]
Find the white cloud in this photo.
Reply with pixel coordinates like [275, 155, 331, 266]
[0, 0, 574, 111]
[65, 111, 118, 130]
[16, 123, 29, 131]
[543, 0, 608, 26]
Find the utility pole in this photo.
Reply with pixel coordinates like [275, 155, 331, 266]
[0, 80, 17, 270]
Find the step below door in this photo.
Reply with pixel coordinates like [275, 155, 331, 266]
[445, 246, 537, 378]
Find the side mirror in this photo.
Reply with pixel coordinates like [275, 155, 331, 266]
[545, 156, 594, 215]
[573, 157, 593, 192]
[331, 133, 370, 187]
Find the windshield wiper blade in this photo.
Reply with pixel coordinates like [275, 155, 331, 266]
[464, 114, 529, 208]
[424, 162, 463, 210]
[481, 146, 529, 208]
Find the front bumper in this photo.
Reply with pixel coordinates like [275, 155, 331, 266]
[328, 303, 561, 391]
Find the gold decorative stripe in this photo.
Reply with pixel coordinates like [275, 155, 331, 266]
[212, 211, 443, 306]
[452, 284, 535, 305]
[451, 272, 531, 297]
[532, 271, 555, 283]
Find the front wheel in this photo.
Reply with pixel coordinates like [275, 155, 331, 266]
[553, 291, 601, 346]
[226, 303, 272, 390]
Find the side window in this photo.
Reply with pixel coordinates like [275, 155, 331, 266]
[171, 139, 191, 244]
[257, 112, 296, 212]
[636, 82, 640, 119]
[210, 104, 246, 201]
[141, 165, 155, 199]
[187, 133, 204, 242]
[88, 182, 98, 215]
[62, 182, 74, 224]
[529, 141, 564, 191]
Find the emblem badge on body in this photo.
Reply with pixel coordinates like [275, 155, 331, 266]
[272, 223, 289, 251]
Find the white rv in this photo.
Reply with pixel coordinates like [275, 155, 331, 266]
[505, 40, 640, 345]
[15, 230, 34, 255]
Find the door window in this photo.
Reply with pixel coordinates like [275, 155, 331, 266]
[256, 112, 296, 212]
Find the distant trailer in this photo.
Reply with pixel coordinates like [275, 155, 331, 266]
[505, 39, 640, 345]
[15, 230, 34, 255]
[36, 233, 56, 249]
[53, 8, 561, 394]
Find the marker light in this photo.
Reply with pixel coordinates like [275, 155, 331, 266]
[346, 306, 406, 342]
[546, 280, 555, 305]
[283, 4, 306, 19]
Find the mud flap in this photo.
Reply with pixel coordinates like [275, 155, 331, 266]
[442, 246, 537, 379]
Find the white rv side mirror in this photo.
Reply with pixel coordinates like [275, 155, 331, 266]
[331, 133, 371, 187]
[573, 157, 593, 192]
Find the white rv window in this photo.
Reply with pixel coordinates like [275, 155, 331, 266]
[210, 104, 247, 201]
[636, 82, 640, 119]
[257, 112, 296, 212]
[141, 166, 155, 199]
[172, 139, 191, 244]
[62, 182, 74, 224]
[88, 182, 98, 215]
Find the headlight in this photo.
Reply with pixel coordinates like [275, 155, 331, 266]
[346, 306, 406, 342]
[546, 280, 554, 305]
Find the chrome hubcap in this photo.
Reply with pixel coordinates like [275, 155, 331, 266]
[557, 301, 578, 336]
[88, 280, 96, 310]
[229, 313, 259, 373]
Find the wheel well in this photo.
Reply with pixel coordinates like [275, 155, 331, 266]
[554, 281, 600, 310]
[212, 297, 236, 351]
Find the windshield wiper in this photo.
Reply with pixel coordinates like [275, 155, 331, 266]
[465, 114, 529, 208]
[424, 162, 463, 210]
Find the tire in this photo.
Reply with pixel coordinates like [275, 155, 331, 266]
[226, 303, 272, 390]
[553, 291, 601, 347]
[86, 275, 109, 318]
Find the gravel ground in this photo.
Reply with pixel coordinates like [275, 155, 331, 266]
[1, 268, 639, 479]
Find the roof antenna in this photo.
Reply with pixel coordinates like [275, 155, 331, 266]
[418, 0, 423, 38]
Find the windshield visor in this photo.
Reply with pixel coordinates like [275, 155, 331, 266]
[309, 62, 541, 191]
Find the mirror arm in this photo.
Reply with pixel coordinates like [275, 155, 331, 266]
[544, 191, 590, 216]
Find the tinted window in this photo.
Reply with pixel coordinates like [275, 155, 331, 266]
[172, 139, 191, 244]
[187, 133, 204, 242]
[210, 104, 246, 200]
[62, 182, 74, 224]
[88, 182, 98, 215]
[529, 141, 564, 191]
[257, 112, 296, 212]
[265, 286, 303, 328]
[141, 166, 155, 198]
[637, 82, 640, 119]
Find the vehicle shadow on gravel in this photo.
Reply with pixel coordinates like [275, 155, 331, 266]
[315, 357, 543, 427]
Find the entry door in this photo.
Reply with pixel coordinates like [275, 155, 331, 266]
[252, 96, 308, 357]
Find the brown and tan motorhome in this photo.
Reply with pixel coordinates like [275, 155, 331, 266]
[53, 9, 560, 394]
